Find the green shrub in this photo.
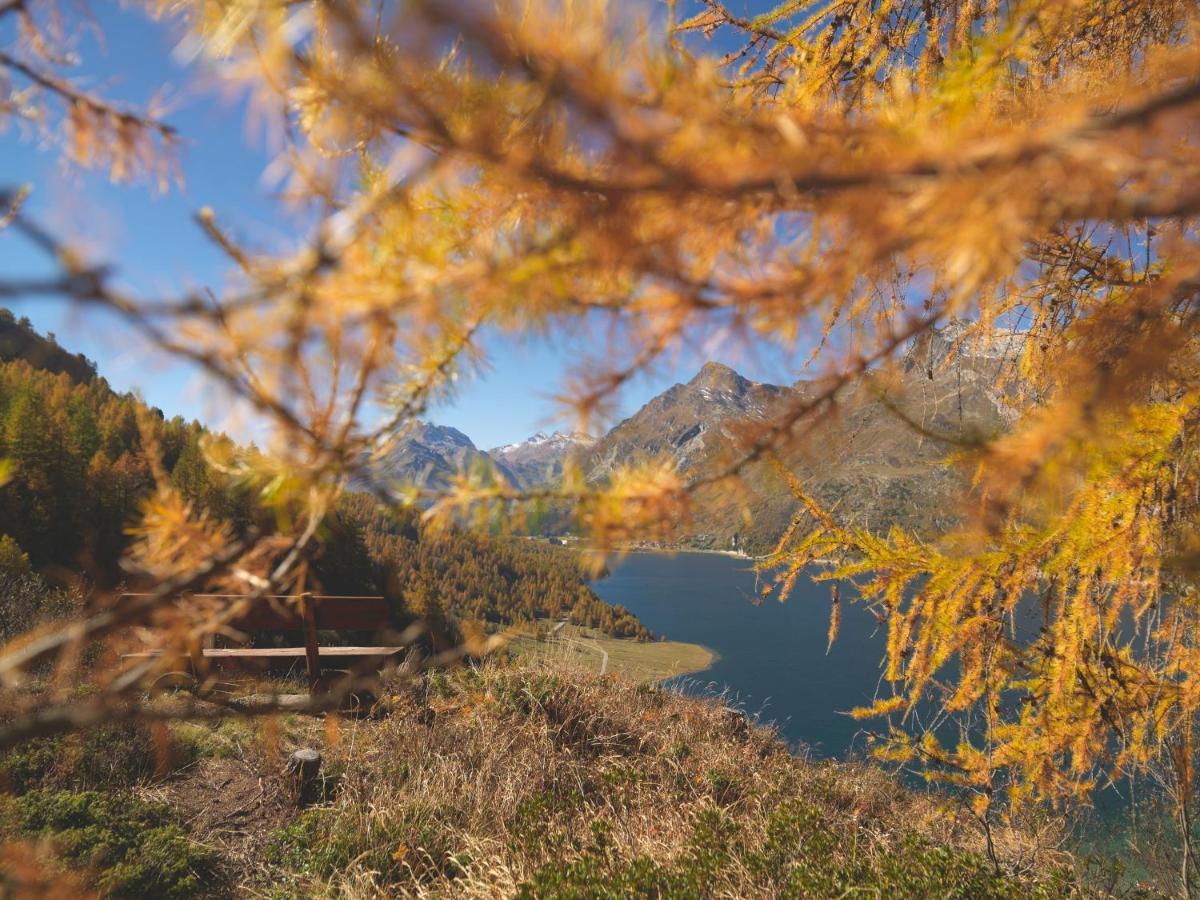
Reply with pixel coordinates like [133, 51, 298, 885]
[704, 768, 742, 806]
[0, 570, 82, 646]
[517, 819, 692, 898]
[490, 670, 565, 717]
[426, 671, 453, 699]
[268, 803, 469, 889]
[600, 763, 640, 789]
[0, 722, 200, 794]
[510, 786, 585, 852]
[76, 724, 162, 787]
[0, 737, 62, 794]
[665, 740, 691, 760]
[518, 800, 1071, 899]
[511, 793, 554, 849]
[1, 789, 215, 899]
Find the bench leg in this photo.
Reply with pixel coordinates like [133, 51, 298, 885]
[301, 594, 322, 694]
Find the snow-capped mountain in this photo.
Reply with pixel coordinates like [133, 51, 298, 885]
[488, 430, 596, 489]
[369, 423, 591, 494]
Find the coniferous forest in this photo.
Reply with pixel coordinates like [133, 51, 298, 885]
[0, 310, 647, 641]
[325, 494, 649, 640]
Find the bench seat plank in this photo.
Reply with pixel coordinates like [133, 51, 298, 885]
[125, 646, 404, 659]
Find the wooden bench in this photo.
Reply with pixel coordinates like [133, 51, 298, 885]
[124, 594, 403, 694]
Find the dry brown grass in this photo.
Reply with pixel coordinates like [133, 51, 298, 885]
[136, 657, 1080, 897]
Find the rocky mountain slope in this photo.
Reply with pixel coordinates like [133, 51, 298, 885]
[751, 325, 1021, 550]
[569, 323, 1020, 552]
[373, 421, 515, 490]
[585, 362, 788, 482]
[379, 324, 1024, 552]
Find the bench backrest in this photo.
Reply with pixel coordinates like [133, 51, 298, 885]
[197, 594, 390, 632]
[122, 593, 394, 696]
[183, 594, 391, 693]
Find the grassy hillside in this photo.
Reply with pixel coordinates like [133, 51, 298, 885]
[505, 621, 714, 684]
[1, 660, 1081, 897]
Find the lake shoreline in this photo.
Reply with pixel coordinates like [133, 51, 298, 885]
[506, 619, 719, 686]
[582, 544, 763, 562]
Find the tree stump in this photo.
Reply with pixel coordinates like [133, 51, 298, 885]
[285, 748, 322, 803]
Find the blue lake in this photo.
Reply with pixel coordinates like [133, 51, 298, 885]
[592, 550, 1142, 849]
[591, 550, 889, 758]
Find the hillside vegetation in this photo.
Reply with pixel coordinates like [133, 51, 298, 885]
[327, 496, 650, 641]
[0, 312, 647, 640]
[0, 660, 1081, 898]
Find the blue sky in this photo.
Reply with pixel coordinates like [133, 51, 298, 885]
[0, 4, 807, 449]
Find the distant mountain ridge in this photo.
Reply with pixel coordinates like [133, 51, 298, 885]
[488, 431, 595, 488]
[585, 362, 787, 484]
[375, 323, 1023, 551]
[372, 421, 516, 490]
[673, 324, 1023, 552]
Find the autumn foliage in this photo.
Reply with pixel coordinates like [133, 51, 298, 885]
[2, 0, 1200, 851]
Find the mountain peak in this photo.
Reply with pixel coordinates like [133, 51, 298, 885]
[487, 430, 596, 490]
[694, 360, 738, 377]
[407, 420, 477, 451]
[690, 361, 750, 393]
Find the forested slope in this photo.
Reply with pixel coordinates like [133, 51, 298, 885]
[0, 352, 244, 578]
[322, 495, 648, 639]
[0, 313, 645, 639]
[0, 309, 97, 383]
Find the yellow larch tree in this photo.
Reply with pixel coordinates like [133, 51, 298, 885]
[0, 0, 1199, 850]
